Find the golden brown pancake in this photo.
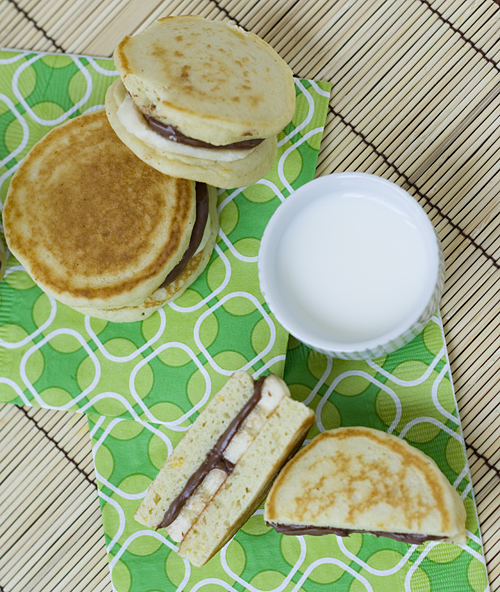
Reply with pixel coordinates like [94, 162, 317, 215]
[3, 110, 196, 310]
[71, 185, 219, 322]
[264, 427, 467, 545]
[114, 16, 295, 145]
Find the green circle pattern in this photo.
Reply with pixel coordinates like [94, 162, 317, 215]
[0, 53, 331, 420]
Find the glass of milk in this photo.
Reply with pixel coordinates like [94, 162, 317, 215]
[258, 172, 444, 360]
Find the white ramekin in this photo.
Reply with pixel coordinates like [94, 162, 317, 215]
[258, 172, 445, 360]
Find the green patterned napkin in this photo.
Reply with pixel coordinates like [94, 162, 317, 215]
[0, 48, 489, 592]
[89, 315, 489, 592]
[0, 49, 330, 419]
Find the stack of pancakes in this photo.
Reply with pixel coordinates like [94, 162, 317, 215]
[3, 16, 296, 322]
[4, 110, 218, 322]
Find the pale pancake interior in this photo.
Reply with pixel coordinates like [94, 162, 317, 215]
[135, 371, 315, 567]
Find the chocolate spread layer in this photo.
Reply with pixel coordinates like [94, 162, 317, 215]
[158, 376, 267, 530]
[159, 182, 209, 289]
[266, 522, 444, 544]
[145, 115, 264, 150]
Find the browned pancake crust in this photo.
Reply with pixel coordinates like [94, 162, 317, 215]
[4, 110, 195, 308]
[265, 428, 455, 534]
[70, 184, 219, 322]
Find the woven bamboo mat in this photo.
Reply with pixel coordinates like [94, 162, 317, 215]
[1, 0, 500, 590]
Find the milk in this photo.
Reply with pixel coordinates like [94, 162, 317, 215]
[276, 193, 433, 345]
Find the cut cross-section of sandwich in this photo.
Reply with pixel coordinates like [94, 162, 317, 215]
[264, 427, 467, 545]
[135, 371, 315, 566]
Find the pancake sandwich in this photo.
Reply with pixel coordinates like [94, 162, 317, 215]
[3, 110, 218, 322]
[108, 15, 296, 188]
[135, 371, 315, 567]
[264, 427, 467, 545]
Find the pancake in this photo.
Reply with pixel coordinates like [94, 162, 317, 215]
[108, 16, 294, 187]
[71, 185, 219, 322]
[3, 110, 197, 311]
[106, 79, 278, 189]
[264, 427, 467, 545]
[135, 371, 315, 567]
[114, 16, 295, 145]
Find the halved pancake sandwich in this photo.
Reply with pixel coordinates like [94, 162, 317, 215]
[265, 427, 467, 545]
[135, 371, 315, 566]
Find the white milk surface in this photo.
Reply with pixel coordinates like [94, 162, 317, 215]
[277, 193, 432, 345]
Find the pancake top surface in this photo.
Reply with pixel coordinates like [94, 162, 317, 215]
[4, 110, 196, 309]
[114, 16, 296, 145]
[265, 427, 466, 540]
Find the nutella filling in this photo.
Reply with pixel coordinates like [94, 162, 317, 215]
[145, 115, 264, 150]
[159, 182, 209, 289]
[266, 523, 444, 544]
[158, 376, 267, 530]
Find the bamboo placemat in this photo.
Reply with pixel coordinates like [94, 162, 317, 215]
[1, 0, 499, 590]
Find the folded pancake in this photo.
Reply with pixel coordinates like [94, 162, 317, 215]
[264, 427, 467, 545]
[135, 371, 315, 567]
[3, 110, 216, 318]
[108, 16, 295, 188]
